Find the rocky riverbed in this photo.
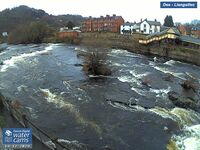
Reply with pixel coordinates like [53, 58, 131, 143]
[0, 43, 199, 150]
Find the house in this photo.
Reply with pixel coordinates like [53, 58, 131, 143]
[191, 26, 200, 38]
[120, 22, 135, 35]
[2, 32, 8, 37]
[178, 25, 187, 35]
[120, 22, 140, 35]
[73, 26, 81, 31]
[140, 19, 161, 34]
[59, 27, 69, 32]
[81, 14, 124, 33]
[57, 30, 78, 39]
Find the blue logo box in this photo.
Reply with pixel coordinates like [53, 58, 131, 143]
[160, 1, 198, 8]
[2, 128, 32, 149]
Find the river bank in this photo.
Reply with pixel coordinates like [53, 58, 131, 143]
[77, 32, 200, 66]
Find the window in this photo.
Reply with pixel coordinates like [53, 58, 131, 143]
[144, 29, 146, 32]
[144, 24, 146, 28]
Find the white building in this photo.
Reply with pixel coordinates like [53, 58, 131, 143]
[120, 22, 140, 35]
[120, 22, 134, 35]
[2, 32, 8, 37]
[59, 27, 69, 32]
[140, 19, 161, 34]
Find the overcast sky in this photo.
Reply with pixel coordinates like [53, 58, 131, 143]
[0, 0, 199, 24]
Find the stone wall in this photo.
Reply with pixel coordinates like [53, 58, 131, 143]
[78, 32, 200, 66]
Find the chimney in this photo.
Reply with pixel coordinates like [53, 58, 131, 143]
[113, 14, 116, 17]
[100, 16, 103, 18]
[140, 18, 142, 22]
[155, 19, 157, 22]
[106, 15, 110, 18]
[145, 18, 147, 21]
[89, 16, 92, 19]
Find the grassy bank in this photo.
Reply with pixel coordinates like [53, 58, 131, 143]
[78, 32, 200, 66]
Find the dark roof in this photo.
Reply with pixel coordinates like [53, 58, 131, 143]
[85, 15, 123, 21]
[191, 26, 200, 31]
[179, 35, 200, 45]
[123, 22, 135, 26]
[146, 20, 161, 26]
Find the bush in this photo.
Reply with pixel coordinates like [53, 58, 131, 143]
[83, 51, 111, 76]
[181, 76, 199, 92]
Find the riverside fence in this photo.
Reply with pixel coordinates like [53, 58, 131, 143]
[0, 93, 82, 150]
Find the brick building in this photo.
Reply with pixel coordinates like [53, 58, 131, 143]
[57, 30, 79, 39]
[178, 25, 187, 35]
[81, 15, 124, 33]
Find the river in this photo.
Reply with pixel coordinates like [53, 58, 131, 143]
[0, 43, 200, 150]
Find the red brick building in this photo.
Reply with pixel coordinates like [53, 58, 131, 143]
[57, 30, 78, 39]
[178, 25, 187, 35]
[81, 15, 124, 33]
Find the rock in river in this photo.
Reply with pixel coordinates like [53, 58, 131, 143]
[168, 91, 199, 111]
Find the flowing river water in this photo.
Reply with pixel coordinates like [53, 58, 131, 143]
[0, 43, 200, 150]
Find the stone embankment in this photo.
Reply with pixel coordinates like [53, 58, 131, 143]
[78, 32, 200, 66]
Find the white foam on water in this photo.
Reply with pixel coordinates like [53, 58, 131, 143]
[110, 49, 142, 58]
[118, 76, 138, 84]
[150, 107, 200, 150]
[0, 45, 53, 72]
[17, 85, 28, 92]
[75, 47, 87, 52]
[40, 88, 75, 109]
[107, 101, 146, 112]
[63, 81, 72, 90]
[40, 88, 101, 135]
[112, 62, 127, 67]
[131, 87, 146, 96]
[153, 66, 185, 80]
[57, 139, 80, 145]
[172, 125, 200, 150]
[111, 49, 130, 55]
[88, 75, 111, 78]
[164, 60, 176, 66]
[149, 86, 171, 98]
[46, 139, 86, 149]
[185, 72, 199, 83]
[0, 51, 6, 56]
[149, 107, 200, 127]
[149, 107, 176, 120]
[129, 70, 150, 79]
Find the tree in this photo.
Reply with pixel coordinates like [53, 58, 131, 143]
[8, 21, 50, 44]
[164, 15, 174, 27]
[66, 21, 75, 29]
